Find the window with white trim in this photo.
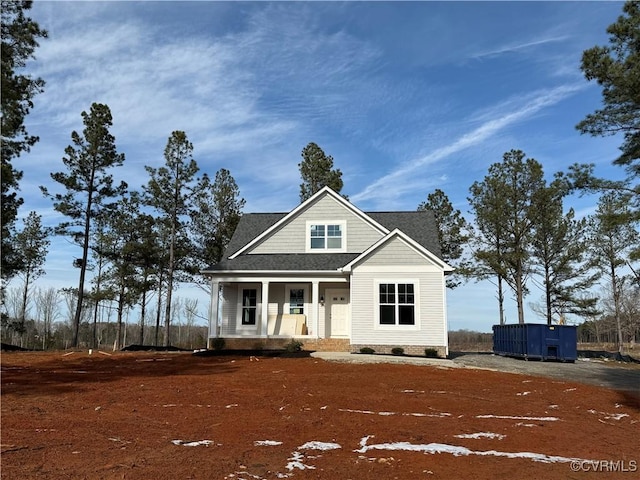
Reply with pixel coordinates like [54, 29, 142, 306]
[379, 283, 415, 325]
[289, 288, 305, 314]
[241, 288, 257, 325]
[307, 221, 345, 252]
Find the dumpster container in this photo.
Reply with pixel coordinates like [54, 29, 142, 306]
[492, 323, 577, 362]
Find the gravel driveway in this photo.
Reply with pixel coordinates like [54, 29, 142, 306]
[312, 351, 639, 392]
[451, 352, 640, 392]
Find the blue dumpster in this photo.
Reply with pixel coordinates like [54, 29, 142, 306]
[492, 324, 577, 362]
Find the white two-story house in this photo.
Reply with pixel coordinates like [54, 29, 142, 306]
[202, 186, 453, 356]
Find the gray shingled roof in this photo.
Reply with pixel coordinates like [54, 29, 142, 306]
[205, 209, 441, 272]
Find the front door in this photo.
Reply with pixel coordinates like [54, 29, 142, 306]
[327, 289, 349, 337]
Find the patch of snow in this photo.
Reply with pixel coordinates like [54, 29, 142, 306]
[163, 404, 177, 407]
[254, 440, 283, 446]
[340, 408, 375, 415]
[476, 415, 559, 421]
[172, 439, 213, 447]
[355, 436, 594, 464]
[455, 432, 506, 440]
[226, 403, 238, 409]
[299, 441, 341, 451]
[588, 409, 629, 421]
[606, 411, 626, 420]
[564, 388, 577, 392]
[515, 423, 538, 427]
[285, 451, 315, 471]
[339, 408, 451, 418]
[548, 405, 559, 409]
[516, 392, 531, 396]
[283, 441, 342, 472]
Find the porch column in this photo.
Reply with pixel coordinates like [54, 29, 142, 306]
[209, 279, 220, 339]
[261, 281, 270, 337]
[311, 280, 319, 338]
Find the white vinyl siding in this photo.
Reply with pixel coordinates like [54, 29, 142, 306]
[363, 237, 435, 266]
[250, 195, 384, 254]
[268, 283, 285, 316]
[220, 285, 238, 336]
[351, 269, 445, 346]
[350, 237, 447, 347]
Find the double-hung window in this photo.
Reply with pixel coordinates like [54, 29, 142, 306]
[307, 221, 345, 252]
[378, 282, 415, 326]
[289, 288, 305, 315]
[241, 288, 257, 325]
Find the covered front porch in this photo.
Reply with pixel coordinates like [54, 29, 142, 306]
[207, 275, 351, 346]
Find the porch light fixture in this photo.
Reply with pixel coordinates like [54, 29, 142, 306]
[320, 295, 325, 306]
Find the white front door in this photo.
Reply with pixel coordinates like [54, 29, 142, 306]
[327, 289, 349, 337]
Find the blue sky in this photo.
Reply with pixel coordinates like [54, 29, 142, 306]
[13, 1, 628, 332]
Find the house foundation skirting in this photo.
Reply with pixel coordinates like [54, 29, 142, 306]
[208, 337, 351, 352]
[350, 344, 447, 358]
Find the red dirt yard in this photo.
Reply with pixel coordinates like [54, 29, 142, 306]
[1, 351, 638, 479]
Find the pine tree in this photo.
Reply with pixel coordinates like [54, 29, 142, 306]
[13, 211, 50, 334]
[144, 131, 199, 347]
[1, 0, 47, 281]
[299, 142, 344, 201]
[191, 168, 245, 288]
[587, 192, 640, 354]
[41, 103, 127, 347]
[469, 150, 545, 324]
[530, 181, 598, 324]
[418, 189, 472, 289]
[577, 1, 640, 168]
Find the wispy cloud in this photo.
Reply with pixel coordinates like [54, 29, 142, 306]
[24, 3, 387, 207]
[471, 35, 569, 60]
[351, 84, 585, 205]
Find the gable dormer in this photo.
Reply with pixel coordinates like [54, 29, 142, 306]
[231, 187, 389, 256]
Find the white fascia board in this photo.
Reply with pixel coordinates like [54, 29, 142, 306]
[341, 228, 454, 273]
[228, 186, 389, 259]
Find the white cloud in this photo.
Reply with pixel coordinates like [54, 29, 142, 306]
[470, 35, 569, 60]
[351, 84, 586, 205]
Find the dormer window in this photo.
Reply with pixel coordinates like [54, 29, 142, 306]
[306, 221, 346, 252]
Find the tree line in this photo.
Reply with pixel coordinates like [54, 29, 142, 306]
[2, 2, 639, 353]
[8, 102, 245, 350]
